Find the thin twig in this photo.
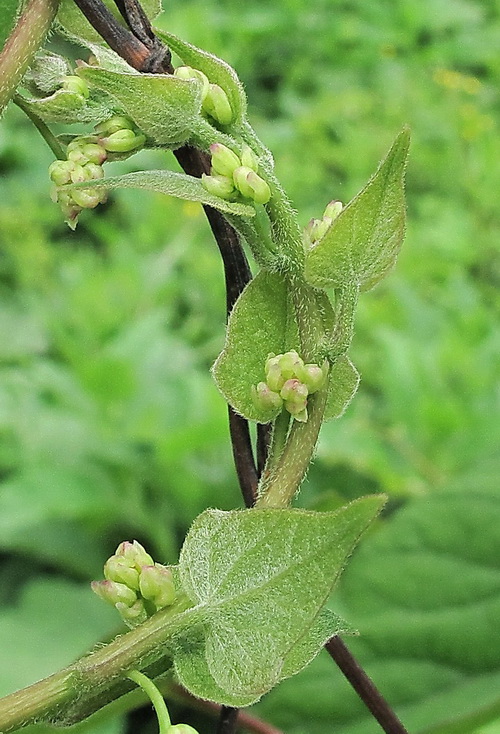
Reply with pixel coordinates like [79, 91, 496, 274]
[325, 636, 409, 734]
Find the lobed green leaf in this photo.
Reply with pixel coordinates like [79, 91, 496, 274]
[211, 270, 299, 423]
[65, 170, 256, 217]
[173, 497, 385, 705]
[77, 66, 203, 147]
[305, 128, 410, 291]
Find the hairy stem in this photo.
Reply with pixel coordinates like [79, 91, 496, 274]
[14, 94, 66, 158]
[0, 0, 59, 115]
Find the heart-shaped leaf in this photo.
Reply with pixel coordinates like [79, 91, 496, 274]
[305, 128, 410, 292]
[173, 497, 384, 705]
[65, 170, 256, 217]
[78, 66, 203, 147]
[212, 270, 299, 422]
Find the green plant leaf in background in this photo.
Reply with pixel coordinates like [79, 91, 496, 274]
[0, 0, 21, 50]
[305, 127, 410, 292]
[172, 497, 384, 705]
[66, 169, 256, 217]
[77, 66, 203, 147]
[211, 269, 299, 422]
[256, 484, 500, 734]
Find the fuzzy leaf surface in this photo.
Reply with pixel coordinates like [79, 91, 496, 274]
[57, 0, 160, 44]
[66, 170, 256, 217]
[324, 356, 360, 421]
[78, 66, 203, 147]
[211, 270, 299, 422]
[17, 88, 114, 124]
[173, 498, 384, 705]
[156, 29, 247, 125]
[305, 128, 410, 291]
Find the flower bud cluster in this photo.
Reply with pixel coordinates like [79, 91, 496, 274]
[173, 65, 233, 126]
[252, 350, 329, 423]
[91, 540, 176, 628]
[304, 199, 343, 248]
[49, 115, 145, 228]
[202, 143, 271, 204]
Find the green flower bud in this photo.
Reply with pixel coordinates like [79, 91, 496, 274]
[278, 350, 304, 380]
[49, 159, 77, 185]
[251, 382, 283, 412]
[100, 129, 146, 153]
[201, 173, 235, 200]
[240, 144, 259, 172]
[69, 163, 93, 184]
[323, 199, 343, 221]
[70, 187, 103, 209]
[173, 65, 210, 99]
[139, 564, 176, 609]
[298, 361, 329, 394]
[167, 725, 200, 734]
[209, 143, 241, 177]
[115, 540, 154, 570]
[94, 115, 135, 136]
[68, 142, 107, 166]
[83, 162, 105, 179]
[116, 598, 148, 628]
[233, 167, 271, 204]
[91, 579, 137, 607]
[203, 83, 233, 125]
[280, 379, 309, 421]
[62, 75, 89, 98]
[104, 556, 140, 589]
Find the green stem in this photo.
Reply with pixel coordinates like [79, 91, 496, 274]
[256, 385, 328, 508]
[127, 670, 171, 734]
[14, 94, 66, 159]
[0, 597, 192, 733]
[261, 409, 290, 480]
[0, 0, 59, 115]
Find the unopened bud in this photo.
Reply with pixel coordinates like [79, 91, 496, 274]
[100, 129, 146, 153]
[116, 598, 148, 627]
[203, 83, 233, 125]
[251, 382, 283, 412]
[49, 159, 76, 186]
[139, 564, 176, 609]
[209, 143, 241, 177]
[104, 556, 140, 589]
[201, 173, 235, 200]
[233, 167, 271, 204]
[323, 199, 343, 221]
[280, 379, 309, 421]
[95, 115, 134, 136]
[167, 725, 200, 734]
[68, 142, 107, 165]
[240, 144, 259, 172]
[71, 187, 103, 209]
[91, 580, 137, 607]
[173, 66, 210, 99]
[115, 540, 154, 570]
[298, 361, 329, 394]
[62, 75, 89, 98]
[278, 350, 304, 380]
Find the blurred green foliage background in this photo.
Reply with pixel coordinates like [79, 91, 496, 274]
[0, 0, 499, 733]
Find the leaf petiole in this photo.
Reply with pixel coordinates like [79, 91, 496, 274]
[127, 670, 171, 734]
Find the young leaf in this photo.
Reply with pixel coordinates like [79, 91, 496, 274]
[173, 497, 385, 705]
[77, 66, 203, 147]
[305, 128, 410, 292]
[66, 170, 256, 217]
[212, 270, 299, 423]
[16, 89, 113, 124]
[155, 29, 247, 125]
[324, 356, 360, 421]
[56, 0, 160, 45]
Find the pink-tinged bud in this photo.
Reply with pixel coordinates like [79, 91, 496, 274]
[115, 540, 154, 570]
[168, 725, 200, 734]
[95, 115, 134, 136]
[104, 556, 140, 589]
[209, 143, 241, 177]
[279, 350, 304, 380]
[251, 382, 283, 412]
[280, 379, 309, 421]
[323, 199, 343, 221]
[201, 173, 235, 200]
[116, 599, 148, 628]
[203, 83, 233, 125]
[91, 579, 137, 607]
[240, 144, 259, 172]
[100, 129, 146, 153]
[174, 65, 210, 99]
[70, 187, 102, 209]
[299, 361, 329, 394]
[139, 564, 176, 609]
[62, 75, 89, 98]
